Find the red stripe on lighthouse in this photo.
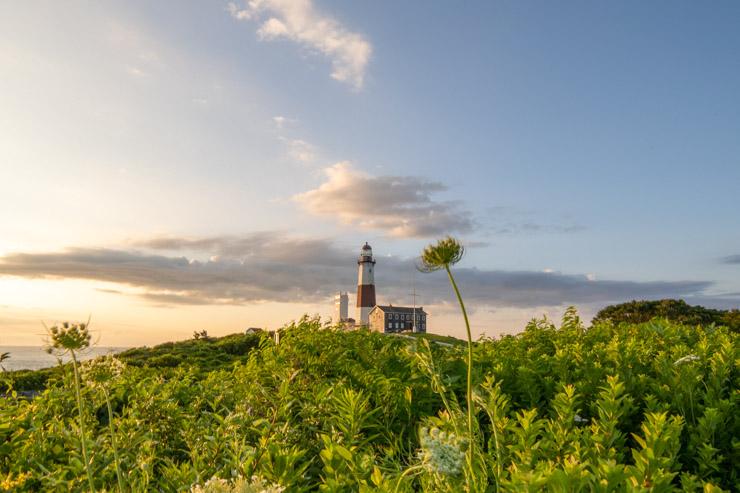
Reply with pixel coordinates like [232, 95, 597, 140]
[356, 284, 376, 308]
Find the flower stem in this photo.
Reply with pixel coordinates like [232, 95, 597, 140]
[71, 351, 96, 493]
[104, 389, 125, 493]
[445, 265, 474, 480]
[393, 464, 423, 492]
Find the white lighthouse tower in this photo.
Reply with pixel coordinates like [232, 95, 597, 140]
[356, 242, 376, 326]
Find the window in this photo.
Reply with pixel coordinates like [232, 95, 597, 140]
[387, 323, 392, 329]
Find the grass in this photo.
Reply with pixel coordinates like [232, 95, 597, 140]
[407, 332, 464, 345]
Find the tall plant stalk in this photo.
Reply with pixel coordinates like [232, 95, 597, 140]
[445, 264, 474, 469]
[104, 389, 125, 493]
[71, 351, 96, 493]
[45, 320, 95, 492]
[418, 236, 475, 481]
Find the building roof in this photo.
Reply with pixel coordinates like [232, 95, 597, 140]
[372, 305, 426, 314]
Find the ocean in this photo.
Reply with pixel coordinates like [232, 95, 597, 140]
[0, 346, 128, 371]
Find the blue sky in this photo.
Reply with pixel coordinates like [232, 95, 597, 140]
[0, 1, 738, 345]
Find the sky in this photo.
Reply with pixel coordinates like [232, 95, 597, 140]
[1, 1, 739, 346]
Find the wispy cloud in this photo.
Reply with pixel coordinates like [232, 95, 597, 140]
[284, 138, 316, 163]
[1, 234, 733, 310]
[294, 162, 474, 238]
[228, 0, 372, 90]
[271, 115, 318, 164]
[484, 206, 587, 236]
[272, 115, 297, 129]
[720, 254, 740, 265]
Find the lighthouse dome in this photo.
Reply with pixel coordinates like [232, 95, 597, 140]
[358, 242, 375, 264]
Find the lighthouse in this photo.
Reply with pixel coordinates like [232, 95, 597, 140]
[356, 242, 376, 326]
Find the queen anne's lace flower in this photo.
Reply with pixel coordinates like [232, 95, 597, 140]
[418, 426, 467, 476]
[46, 321, 92, 353]
[80, 354, 126, 390]
[191, 475, 285, 493]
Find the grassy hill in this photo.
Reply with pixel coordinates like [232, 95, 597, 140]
[118, 332, 262, 370]
[2, 332, 264, 393]
[406, 331, 464, 345]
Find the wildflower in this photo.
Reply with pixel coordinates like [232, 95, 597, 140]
[418, 426, 467, 476]
[418, 236, 475, 475]
[673, 354, 700, 366]
[192, 477, 230, 493]
[191, 475, 285, 493]
[80, 354, 126, 390]
[44, 320, 96, 492]
[1, 471, 31, 490]
[418, 236, 465, 273]
[46, 321, 92, 354]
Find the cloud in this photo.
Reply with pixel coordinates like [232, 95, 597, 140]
[228, 0, 372, 90]
[438, 269, 717, 309]
[294, 162, 475, 238]
[0, 238, 352, 305]
[272, 115, 297, 129]
[284, 138, 316, 163]
[720, 254, 740, 265]
[271, 116, 318, 164]
[484, 206, 587, 236]
[1, 233, 735, 310]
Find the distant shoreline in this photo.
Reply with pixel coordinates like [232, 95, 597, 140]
[0, 346, 129, 372]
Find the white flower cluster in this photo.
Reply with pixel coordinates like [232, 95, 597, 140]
[191, 475, 285, 493]
[673, 354, 700, 366]
[80, 354, 126, 390]
[418, 426, 467, 476]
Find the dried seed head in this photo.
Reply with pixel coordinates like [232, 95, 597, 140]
[46, 321, 92, 353]
[418, 236, 465, 273]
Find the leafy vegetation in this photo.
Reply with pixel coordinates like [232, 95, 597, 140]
[593, 299, 740, 333]
[1, 312, 736, 491]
